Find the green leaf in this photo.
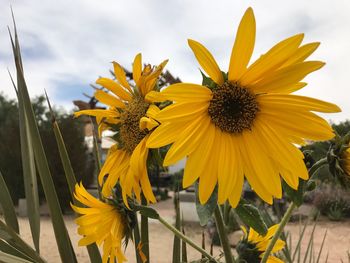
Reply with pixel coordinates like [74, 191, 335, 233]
[0, 220, 46, 263]
[282, 179, 306, 207]
[9, 21, 77, 263]
[0, 171, 19, 233]
[195, 183, 218, 226]
[235, 199, 268, 236]
[44, 94, 102, 263]
[12, 69, 41, 252]
[0, 240, 34, 262]
[135, 205, 160, 219]
[0, 251, 34, 263]
[200, 70, 216, 89]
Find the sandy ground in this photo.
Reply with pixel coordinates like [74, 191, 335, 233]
[12, 198, 350, 262]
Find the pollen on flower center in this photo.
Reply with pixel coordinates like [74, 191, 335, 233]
[120, 97, 149, 153]
[208, 81, 259, 134]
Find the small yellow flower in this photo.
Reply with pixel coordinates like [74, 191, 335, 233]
[71, 183, 127, 263]
[145, 7, 341, 206]
[238, 225, 285, 263]
[75, 54, 168, 204]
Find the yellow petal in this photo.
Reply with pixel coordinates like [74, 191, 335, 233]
[130, 136, 149, 179]
[228, 7, 256, 81]
[198, 127, 219, 204]
[147, 122, 186, 148]
[140, 169, 156, 203]
[96, 77, 132, 101]
[155, 102, 208, 123]
[149, 83, 212, 102]
[112, 62, 132, 93]
[139, 116, 158, 131]
[143, 59, 168, 94]
[240, 33, 304, 85]
[234, 135, 273, 204]
[133, 53, 142, 85]
[251, 61, 324, 93]
[258, 93, 341, 113]
[146, 104, 160, 119]
[94, 90, 125, 108]
[164, 115, 209, 166]
[188, 39, 224, 85]
[183, 123, 216, 188]
[74, 109, 119, 119]
[282, 42, 320, 67]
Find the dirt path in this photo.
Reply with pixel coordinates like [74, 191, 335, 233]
[14, 198, 350, 263]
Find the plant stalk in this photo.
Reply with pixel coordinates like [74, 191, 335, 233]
[260, 202, 296, 263]
[214, 205, 234, 263]
[157, 216, 217, 262]
[308, 157, 327, 178]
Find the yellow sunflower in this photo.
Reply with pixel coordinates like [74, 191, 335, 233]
[145, 7, 341, 207]
[71, 183, 127, 263]
[75, 53, 168, 204]
[237, 225, 285, 263]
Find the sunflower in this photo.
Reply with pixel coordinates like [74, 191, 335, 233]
[71, 183, 128, 263]
[145, 7, 341, 207]
[75, 54, 167, 204]
[237, 225, 285, 263]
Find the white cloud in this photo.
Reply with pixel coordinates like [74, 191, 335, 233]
[0, 0, 349, 122]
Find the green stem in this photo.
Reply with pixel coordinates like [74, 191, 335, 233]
[308, 157, 327, 178]
[157, 216, 217, 262]
[133, 215, 142, 263]
[214, 205, 234, 263]
[260, 202, 296, 263]
[141, 196, 150, 262]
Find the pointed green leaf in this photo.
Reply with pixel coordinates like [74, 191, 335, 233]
[234, 199, 268, 236]
[9, 22, 77, 263]
[195, 183, 218, 226]
[135, 205, 159, 219]
[0, 171, 19, 233]
[44, 93, 102, 262]
[0, 220, 46, 263]
[0, 251, 34, 263]
[13, 73, 41, 252]
[0, 240, 34, 262]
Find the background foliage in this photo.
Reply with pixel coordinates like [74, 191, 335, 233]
[0, 93, 94, 210]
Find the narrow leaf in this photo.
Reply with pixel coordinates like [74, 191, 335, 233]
[14, 71, 41, 252]
[0, 220, 46, 263]
[9, 22, 77, 263]
[316, 230, 327, 263]
[0, 251, 33, 263]
[44, 94, 102, 262]
[0, 171, 19, 233]
[0, 240, 34, 262]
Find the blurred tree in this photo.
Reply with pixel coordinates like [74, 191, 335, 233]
[0, 93, 94, 211]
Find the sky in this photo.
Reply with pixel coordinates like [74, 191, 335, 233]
[0, 0, 349, 122]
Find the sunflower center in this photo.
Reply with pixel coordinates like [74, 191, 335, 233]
[208, 81, 259, 133]
[119, 97, 149, 154]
